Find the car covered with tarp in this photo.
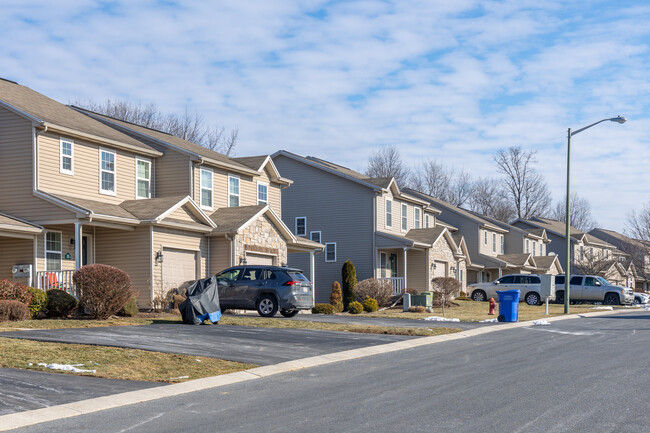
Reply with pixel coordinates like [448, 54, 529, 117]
[179, 275, 222, 325]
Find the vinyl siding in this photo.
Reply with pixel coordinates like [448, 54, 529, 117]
[155, 149, 191, 197]
[406, 249, 427, 292]
[209, 236, 231, 274]
[38, 132, 139, 203]
[37, 225, 76, 272]
[94, 226, 151, 308]
[273, 154, 375, 303]
[167, 206, 202, 224]
[377, 191, 419, 235]
[0, 236, 34, 279]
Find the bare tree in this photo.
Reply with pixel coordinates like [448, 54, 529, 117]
[494, 146, 551, 219]
[572, 251, 617, 276]
[431, 277, 461, 317]
[446, 169, 473, 208]
[365, 145, 409, 185]
[409, 160, 472, 207]
[626, 200, 650, 242]
[468, 177, 516, 222]
[75, 99, 238, 155]
[550, 193, 597, 232]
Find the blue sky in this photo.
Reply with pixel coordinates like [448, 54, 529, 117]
[2, 0, 649, 232]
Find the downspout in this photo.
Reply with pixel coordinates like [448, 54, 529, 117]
[373, 192, 377, 278]
[189, 160, 194, 199]
[32, 124, 47, 192]
[225, 233, 234, 266]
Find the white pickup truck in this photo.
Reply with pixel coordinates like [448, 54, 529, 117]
[554, 275, 634, 305]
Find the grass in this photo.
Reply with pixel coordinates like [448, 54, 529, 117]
[0, 337, 255, 382]
[367, 298, 628, 322]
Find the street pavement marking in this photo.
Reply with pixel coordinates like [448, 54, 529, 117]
[0, 308, 630, 432]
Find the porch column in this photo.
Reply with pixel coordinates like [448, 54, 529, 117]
[310, 250, 316, 305]
[74, 222, 83, 269]
[498, 267, 503, 278]
[403, 247, 408, 290]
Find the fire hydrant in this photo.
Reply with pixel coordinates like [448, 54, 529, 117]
[488, 297, 496, 315]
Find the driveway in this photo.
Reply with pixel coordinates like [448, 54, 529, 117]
[0, 368, 160, 416]
[1, 323, 412, 366]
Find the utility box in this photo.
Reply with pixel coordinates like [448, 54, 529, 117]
[539, 274, 556, 301]
[12, 264, 33, 287]
[403, 293, 411, 312]
[411, 292, 433, 309]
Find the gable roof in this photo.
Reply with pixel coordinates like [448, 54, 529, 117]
[0, 212, 43, 235]
[209, 204, 296, 243]
[0, 79, 161, 157]
[232, 155, 292, 185]
[515, 217, 612, 247]
[468, 210, 547, 241]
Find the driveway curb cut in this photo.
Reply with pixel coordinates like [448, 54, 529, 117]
[0, 308, 632, 431]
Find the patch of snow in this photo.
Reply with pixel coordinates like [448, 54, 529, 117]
[424, 316, 460, 322]
[37, 363, 96, 373]
[169, 376, 189, 380]
[532, 320, 550, 326]
[591, 306, 614, 310]
[195, 359, 202, 362]
[480, 318, 498, 323]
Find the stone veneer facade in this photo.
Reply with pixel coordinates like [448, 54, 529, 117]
[234, 215, 288, 265]
[429, 235, 466, 292]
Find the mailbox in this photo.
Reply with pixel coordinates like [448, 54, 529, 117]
[539, 274, 556, 301]
[12, 264, 32, 278]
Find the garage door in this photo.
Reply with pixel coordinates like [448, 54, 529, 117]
[162, 248, 197, 292]
[245, 253, 275, 266]
[433, 261, 448, 278]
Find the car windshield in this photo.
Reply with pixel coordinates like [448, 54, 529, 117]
[596, 276, 611, 286]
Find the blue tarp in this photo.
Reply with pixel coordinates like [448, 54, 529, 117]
[179, 275, 221, 325]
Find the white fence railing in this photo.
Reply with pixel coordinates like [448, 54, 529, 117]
[381, 277, 405, 295]
[36, 270, 78, 298]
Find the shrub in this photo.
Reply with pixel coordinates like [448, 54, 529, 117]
[74, 264, 133, 320]
[172, 294, 186, 310]
[341, 260, 357, 310]
[46, 289, 78, 317]
[347, 301, 363, 314]
[0, 300, 30, 322]
[312, 303, 334, 314]
[329, 281, 344, 312]
[406, 288, 418, 295]
[408, 306, 426, 313]
[355, 278, 393, 307]
[0, 279, 33, 306]
[362, 297, 379, 312]
[27, 287, 48, 319]
[118, 296, 139, 317]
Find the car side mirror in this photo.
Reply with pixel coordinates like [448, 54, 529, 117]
[595, 281, 601, 286]
[217, 279, 227, 286]
[493, 281, 500, 285]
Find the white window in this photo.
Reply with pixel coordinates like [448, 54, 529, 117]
[580, 245, 585, 260]
[526, 239, 530, 253]
[492, 233, 496, 253]
[310, 231, 321, 243]
[533, 241, 537, 256]
[589, 247, 593, 259]
[385, 199, 392, 227]
[135, 158, 151, 199]
[45, 231, 62, 271]
[500, 235, 505, 254]
[606, 250, 610, 259]
[200, 168, 213, 209]
[425, 214, 430, 228]
[99, 148, 116, 195]
[401, 203, 408, 231]
[414, 208, 421, 229]
[295, 217, 306, 236]
[257, 181, 268, 204]
[325, 242, 337, 262]
[228, 175, 240, 207]
[60, 138, 73, 175]
[484, 230, 488, 246]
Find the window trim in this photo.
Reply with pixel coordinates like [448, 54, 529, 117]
[200, 167, 213, 210]
[526, 239, 530, 253]
[295, 217, 307, 237]
[45, 230, 63, 271]
[401, 203, 408, 231]
[99, 148, 117, 196]
[59, 138, 74, 175]
[385, 198, 392, 228]
[425, 214, 430, 228]
[310, 231, 321, 244]
[500, 234, 505, 254]
[325, 242, 337, 262]
[135, 157, 151, 199]
[227, 174, 240, 207]
[492, 233, 497, 253]
[414, 208, 421, 229]
[484, 230, 488, 246]
[533, 241, 537, 256]
[257, 181, 269, 205]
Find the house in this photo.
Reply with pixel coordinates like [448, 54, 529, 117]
[0, 78, 321, 307]
[271, 151, 471, 302]
[588, 228, 649, 290]
[405, 189, 562, 283]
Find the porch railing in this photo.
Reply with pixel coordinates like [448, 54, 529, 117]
[381, 277, 405, 295]
[36, 270, 78, 298]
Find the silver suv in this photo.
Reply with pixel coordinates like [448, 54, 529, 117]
[469, 274, 547, 306]
[215, 266, 313, 317]
[554, 275, 634, 305]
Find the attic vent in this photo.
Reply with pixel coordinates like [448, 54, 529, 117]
[0, 77, 18, 85]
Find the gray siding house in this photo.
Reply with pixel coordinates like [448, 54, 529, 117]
[272, 151, 470, 302]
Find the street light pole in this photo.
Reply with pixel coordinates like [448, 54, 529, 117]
[564, 116, 626, 314]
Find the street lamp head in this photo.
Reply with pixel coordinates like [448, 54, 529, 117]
[611, 116, 626, 124]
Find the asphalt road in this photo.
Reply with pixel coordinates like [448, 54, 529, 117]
[9, 310, 649, 433]
[1, 323, 411, 366]
[0, 368, 159, 416]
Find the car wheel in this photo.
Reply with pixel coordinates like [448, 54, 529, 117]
[555, 291, 564, 305]
[604, 293, 620, 306]
[525, 292, 541, 306]
[633, 297, 640, 305]
[280, 309, 299, 318]
[257, 295, 279, 317]
[497, 314, 505, 322]
[472, 290, 487, 302]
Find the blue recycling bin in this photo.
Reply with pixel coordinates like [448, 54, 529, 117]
[496, 289, 520, 322]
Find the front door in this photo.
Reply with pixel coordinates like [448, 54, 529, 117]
[389, 253, 398, 277]
[82, 235, 93, 266]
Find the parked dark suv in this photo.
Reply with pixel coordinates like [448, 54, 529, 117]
[215, 266, 313, 318]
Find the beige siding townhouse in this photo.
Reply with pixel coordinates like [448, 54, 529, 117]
[405, 189, 562, 283]
[271, 151, 471, 302]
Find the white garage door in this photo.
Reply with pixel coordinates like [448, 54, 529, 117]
[433, 261, 448, 278]
[163, 248, 197, 291]
[245, 253, 275, 266]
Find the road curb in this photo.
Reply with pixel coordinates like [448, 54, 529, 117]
[0, 308, 634, 431]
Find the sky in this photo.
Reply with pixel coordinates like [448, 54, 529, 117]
[2, 0, 649, 232]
